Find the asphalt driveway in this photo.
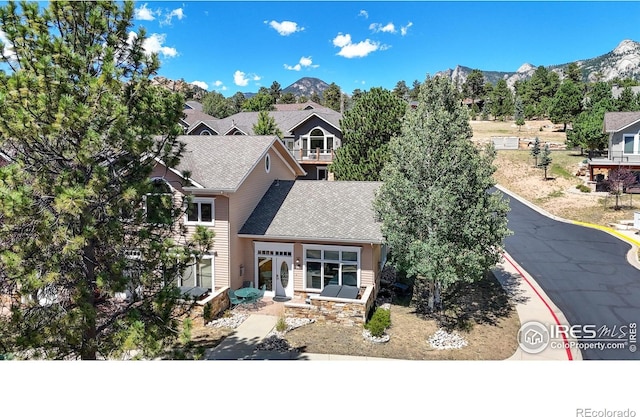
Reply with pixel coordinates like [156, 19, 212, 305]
[500, 189, 640, 360]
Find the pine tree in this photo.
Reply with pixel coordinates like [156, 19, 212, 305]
[539, 144, 553, 180]
[253, 110, 282, 138]
[330, 87, 406, 181]
[530, 137, 541, 167]
[0, 0, 212, 359]
[374, 76, 510, 314]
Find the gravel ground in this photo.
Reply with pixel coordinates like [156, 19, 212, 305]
[283, 302, 520, 360]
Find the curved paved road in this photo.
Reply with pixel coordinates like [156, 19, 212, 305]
[501, 190, 640, 360]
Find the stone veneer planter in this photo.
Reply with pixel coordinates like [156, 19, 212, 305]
[283, 286, 375, 327]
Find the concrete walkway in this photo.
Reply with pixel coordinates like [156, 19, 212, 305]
[205, 314, 388, 360]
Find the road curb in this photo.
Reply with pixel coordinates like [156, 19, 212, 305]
[496, 252, 581, 360]
[496, 184, 640, 270]
[571, 220, 640, 271]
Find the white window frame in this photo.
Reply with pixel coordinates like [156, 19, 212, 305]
[623, 134, 639, 155]
[301, 127, 335, 153]
[177, 255, 215, 290]
[265, 154, 271, 173]
[302, 244, 361, 291]
[317, 166, 328, 180]
[185, 197, 215, 226]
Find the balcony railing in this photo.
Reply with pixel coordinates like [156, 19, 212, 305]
[589, 150, 640, 163]
[290, 148, 335, 162]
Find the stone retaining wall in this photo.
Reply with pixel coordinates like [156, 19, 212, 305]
[284, 286, 375, 327]
[189, 286, 230, 324]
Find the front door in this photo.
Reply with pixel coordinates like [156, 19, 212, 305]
[255, 243, 293, 298]
[274, 257, 292, 298]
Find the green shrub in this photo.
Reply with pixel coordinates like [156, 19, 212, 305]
[203, 303, 213, 322]
[576, 184, 591, 193]
[365, 307, 391, 337]
[275, 315, 287, 332]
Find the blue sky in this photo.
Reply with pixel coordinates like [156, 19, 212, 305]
[96, 2, 640, 96]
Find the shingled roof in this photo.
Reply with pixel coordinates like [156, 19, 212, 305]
[239, 180, 383, 243]
[603, 111, 640, 133]
[174, 135, 304, 192]
[186, 108, 342, 137]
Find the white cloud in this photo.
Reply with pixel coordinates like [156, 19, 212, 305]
[266, 20, 304, 36]
[191, 81, 208, 90]
[370, 22, 396, 34]
[214, 80, 224, 87]
[358, 10, 369, 19]
[401, 22, 413, 36]
[332, 33, 351, 48]
[144, 33, 178, 57]
[333, 33, 383, 59]
[252, 74, 261, 82]
[213, 81, 227, 91]
[284, 56, 318, 71]
[134, 3, 156, 21]
[234, 70, 249, 87]
[129, 31, 178, 58]
[161, 8, 185, 26]
[0, 30, 16, 61]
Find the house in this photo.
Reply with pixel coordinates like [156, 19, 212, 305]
[587, 111, 640, 182]
[152, 135, 384, 323]
[185, 108, 343, 181]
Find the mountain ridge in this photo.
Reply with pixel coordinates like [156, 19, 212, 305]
[153, 39, 640, 98]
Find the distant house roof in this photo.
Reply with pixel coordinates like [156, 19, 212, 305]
[182, 108, 215, 128]
[185, 101, 203, 111]
[273, 101, 328, 111]
[184, 108, 342, 137]
[603, 111, 640, 133]
[174, 135, 305, 192]
[239, 180, 383, 243]
[611, 86, 640, 100]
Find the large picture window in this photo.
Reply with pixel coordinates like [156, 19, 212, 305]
[303, 245, 360, 290]
[177, 256, 214, 290]
[185, 198, 215, 225]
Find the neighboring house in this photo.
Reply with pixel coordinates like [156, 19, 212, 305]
[151, 135, 384, 308]
[180, 101, 215, 132]
[186, 108, 343, 180]
[588, 111, 640, 181]
[273, 101, 328, 111]
[611, 86, 640, 100]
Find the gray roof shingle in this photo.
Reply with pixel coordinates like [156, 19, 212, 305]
[187, 109, 342, 137]
[239, 180, 383, 243]
[603, 111, 640, 132]
[175, 135, 277, 191]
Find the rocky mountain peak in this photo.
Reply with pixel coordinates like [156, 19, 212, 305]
[613, 39, 640, 55]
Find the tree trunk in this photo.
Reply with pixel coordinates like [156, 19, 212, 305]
[81, 239, 98, 360]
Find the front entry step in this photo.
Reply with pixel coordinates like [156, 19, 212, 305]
[272, 296, 291, 302]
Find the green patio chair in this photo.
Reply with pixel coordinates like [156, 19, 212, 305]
[228, 288, 244, 308]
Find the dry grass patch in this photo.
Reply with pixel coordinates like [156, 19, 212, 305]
[283, 273, 520, 360]
[493, 149, 640, 227]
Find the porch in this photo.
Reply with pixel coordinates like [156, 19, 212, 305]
[587, 153, 640, 181]
[289, 147, 335, 162]
[283, 286, 376, 327]
[190, 285, 375, 327]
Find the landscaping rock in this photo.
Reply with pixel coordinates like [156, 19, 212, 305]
[255, 335, 298, 352]
[428, 328, 468, 350]
[206, 311, 248, 329]
[362, 329, 390, 343]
